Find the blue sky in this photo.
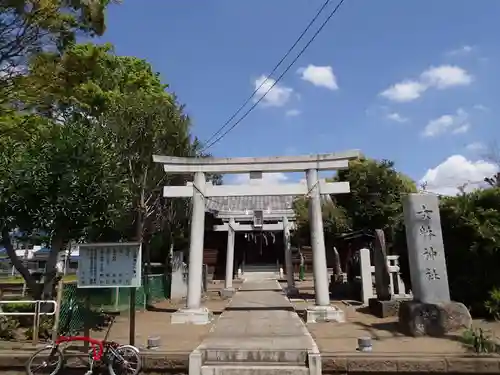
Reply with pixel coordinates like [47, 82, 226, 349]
[100, 0, 498, 194]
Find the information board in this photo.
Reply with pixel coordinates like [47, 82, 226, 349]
[77, 242, 142, 288]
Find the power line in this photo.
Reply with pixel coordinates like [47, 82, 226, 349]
[202, 0, 334, 148]
[201, 0, 346, 152]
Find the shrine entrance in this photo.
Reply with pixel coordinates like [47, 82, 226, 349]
[241, 232, 283, 266]
[153, 151, 360, 324]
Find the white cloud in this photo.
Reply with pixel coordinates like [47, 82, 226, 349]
[466, 142, 486, 152]
[253, 75, 293, 107]
[420, 155, 496, 195]
[420, 65, 473, 89]
[386, 112, 408, 123]
[232, 172, 288, 185]
[298, 64, 338, 90]
[422, 108, 470, 137]
[473, 104, 488, 112]
[380, 80, 426, 102]
[285, 109, 301, 117]
[380, 65, 473, 102]
[446, 45, 474, 56]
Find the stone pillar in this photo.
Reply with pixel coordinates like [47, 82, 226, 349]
[170, 251, 187, 300]
[306, 168, 330, 306]
[359, 248, 374, 305]
[222, 218, 236, 298]
[398, 193, 471, 336]
[305, 169, 345, 323]
[283, 216, 297, 295]
[171, 172, 212, 324]
[373, 229, 391, 301]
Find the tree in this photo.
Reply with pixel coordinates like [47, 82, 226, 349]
[333, 158, 417, 237]
[438, 188, 500, 316]
[0, 0, 115, 106]
[293, 197, 351, 247]
[484, 173, 500, 187]
[15, 43, 168, 119]
[2, 41, 209, 301]
[0, 119, 125, 299]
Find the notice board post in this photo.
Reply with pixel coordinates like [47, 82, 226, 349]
[77, 242, 142, 346]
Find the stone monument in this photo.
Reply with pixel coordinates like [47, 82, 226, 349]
[399, 193, 472, 336]
[368, 229, 411, 317]
[373, 229, 391, 301]
[329, 246, 349, 298]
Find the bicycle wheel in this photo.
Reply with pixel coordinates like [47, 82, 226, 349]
[108, 345, 141, 375]
[26, 345, 64, 375]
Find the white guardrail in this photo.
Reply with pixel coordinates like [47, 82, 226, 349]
[0, 300, 57, 345]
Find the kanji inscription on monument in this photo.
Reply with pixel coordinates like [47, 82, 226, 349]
[77, 242, 142, 288]
[402, 194, 451, 304]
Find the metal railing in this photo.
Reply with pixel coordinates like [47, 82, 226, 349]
[0, 300, 57, 345]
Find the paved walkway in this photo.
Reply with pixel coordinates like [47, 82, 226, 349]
[192, 279, 320, 374]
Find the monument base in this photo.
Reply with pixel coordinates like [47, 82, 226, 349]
[171, 307, 213, 325]
[398, 300, 472, 337]
[220, 287, 235, 299]
[369, 297, 412, 318]
[307, 305, 345, 323]
[329, 278, 350, 299]
[285, 285, 299, 297]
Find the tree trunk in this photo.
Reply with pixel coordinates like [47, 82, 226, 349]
[40, 235, 65, 312]
[135, 209, 151, 305]
[1, 227, 41, 299]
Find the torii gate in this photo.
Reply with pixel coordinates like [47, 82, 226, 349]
[153, 151, 360, 324]
[212, 198, 302, 295]
[214, 217, 297, 297]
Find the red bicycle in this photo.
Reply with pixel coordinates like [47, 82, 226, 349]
[25, 300, 141, 375]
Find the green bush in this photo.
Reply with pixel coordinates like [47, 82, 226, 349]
[1, 302, 36, 327]
[485, 287, 500, 320]
[0, 316, 19, 340]
[1, 302, 35, 313]
[24, 316, 54, 341]
[461, 328, 499, 353]
[441, 188, 500, 317]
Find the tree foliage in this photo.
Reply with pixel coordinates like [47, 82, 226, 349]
[294, 158, 417, 250]
[0, 0, 115, 106]
[293, 197, 351, 246]
[0, 119, 124, 298]
[334, 158, 417, 234]
[439, 188, 500, 315]
[0, 36, 204, 299]
[16, 43, 168, 118]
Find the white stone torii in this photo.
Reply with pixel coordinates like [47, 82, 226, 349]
[213, 222, 296, 232]
[222, 218, 236, 296]
[215, 218, 297, 298]
[153, 151, 360, 324]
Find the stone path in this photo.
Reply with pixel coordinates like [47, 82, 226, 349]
[190, 279, 320, 375]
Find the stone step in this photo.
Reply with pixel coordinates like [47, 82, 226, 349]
[201, 364, 309, 375]
[243, 264, 278, 272]
[242, 272, 278, 281]
[203, 361, 305, 367]
[202, 349, 308, 363]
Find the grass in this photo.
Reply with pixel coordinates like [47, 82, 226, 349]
[0, 274, 77, 284]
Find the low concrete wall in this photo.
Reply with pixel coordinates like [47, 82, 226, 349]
[1, 351, 499, 374]
[322, 355, 500, 373]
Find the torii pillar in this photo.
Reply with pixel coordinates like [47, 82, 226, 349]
[283, 216, 298, 296]
[221, 218, 236, 298]
[153, 151, 360, 324]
